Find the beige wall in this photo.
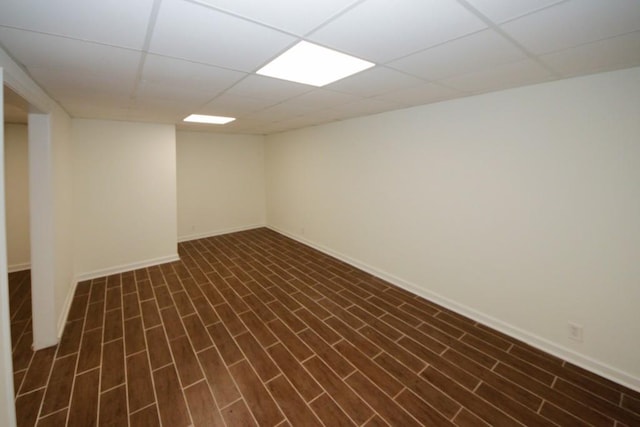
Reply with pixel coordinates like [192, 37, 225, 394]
[72, 119, 178, 277]
[51, 106, 74, 335]
[176, 130, 265, 241]
[266, 67, 640, 389]
[3, 123, 29, 270]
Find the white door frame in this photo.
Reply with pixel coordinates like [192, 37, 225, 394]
[1, 60, 57, 425]
[2, 70, 57, 349]
[0, 67, 18, 427]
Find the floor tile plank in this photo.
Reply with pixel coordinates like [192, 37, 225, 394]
[40, 354, 77, 415]
[267, 343, 323, 402]
[126, 351, 156, 412]
[169, 335, 204, 387]
[198, 347, 241, 408]
[153, 365, 191, 427]
[228, 360, 284, 426]
[145, 326, 172, 370]
[221, 399, 258, 427]
[304, 357, 373, 425]
[309, 393, 356, 427]
[15, 389, 44, 427]
[267, 375, 323, 427]
[184, 381, 224, 427]
[67, 369, 100, 427]
[129, 405, 161, 427]
[99, 384, 128, 427]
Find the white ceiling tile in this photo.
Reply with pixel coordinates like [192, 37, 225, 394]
[128, 98, 202, 122]
[540, 31, 640, 78]
[130, 97, 193, 114]
[126, 109, 184, 123]
[326, 66, 425, 96]
[142, 54, 247, 87]
[0, 0, 154, 49]
[388, 29, 527, 81]
[217, 119, 271, 133]
[55, 93, 133, 109]
[142, 54, 247, 92]
[440, 59, 552, 93]
[0, 27, 142, 76]
[0, 28, 142, 119]
[254, 122, 297, 134]
[175, 122, 222, 132]
[149, 0, 296, 71]
[61, 103, 132, 120]
[198, 94, 280, 117]
[308, 0, 486, 63]
[75, 111, 132, 121]
[274, 110, 344, 129]
[127, 116, 182, 125]
[464, 0, 564, 23]
[304, 108, 347, 122]
[135, 80, 218, 107]
[190, 0, 360, 35]
[374, 82, 466, 106]
[55, 94, 135, 119]
[330, 97, 405, 117]
[280, 89, 361, 109]
[501, 0, 640, 54]
[226, 75, 312, 101]
[243, 102, 316, 122]
[28, 67, 136, 99]
[267, 120, 323, 133]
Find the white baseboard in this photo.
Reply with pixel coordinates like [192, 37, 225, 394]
[32, 336, 59, 351]
[267, 225, 640, 393]
[7, 262, 30, 273]
[74, 253, 180, 283]
[58, 253, 181, 339]
[178, 224, 265, 243]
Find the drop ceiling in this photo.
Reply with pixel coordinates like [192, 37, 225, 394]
[1, 0, 639, 134]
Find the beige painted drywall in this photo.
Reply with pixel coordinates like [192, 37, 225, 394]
[266, 67, 640, 389]
[2, 48, 75, 353]
[3, 123, 30, 270]
[72, 119, 178, 276]
[177, 131, 265, 241]
[28, 106, 78, 349]
[50, 107, 74, 340]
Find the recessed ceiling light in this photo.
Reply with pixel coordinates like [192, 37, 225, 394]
[257, 41, 375, 87]
[183, 114, 236, 124]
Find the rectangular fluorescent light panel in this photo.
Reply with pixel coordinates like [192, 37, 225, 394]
[183, 114, 235, 124]
[257, 41, 375, 87]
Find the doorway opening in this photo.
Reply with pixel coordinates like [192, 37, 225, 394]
[3, 84, 34, 389]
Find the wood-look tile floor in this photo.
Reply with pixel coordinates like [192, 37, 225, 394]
[10, 228, 640, 426]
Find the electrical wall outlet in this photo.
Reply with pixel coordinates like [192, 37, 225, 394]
[568, 322, 583, 342]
